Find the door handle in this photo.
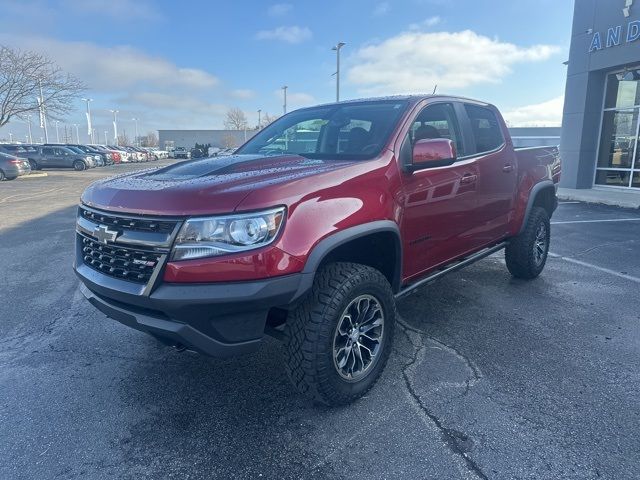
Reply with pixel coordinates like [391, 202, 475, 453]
[502, 164, 514, 173]
[460, 173, 477, 184]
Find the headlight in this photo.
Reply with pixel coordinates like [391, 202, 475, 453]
[171, 207, 286, 261]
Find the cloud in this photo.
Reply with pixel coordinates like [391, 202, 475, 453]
[61, 0, 161, 21]
[409, 16, 441, 30]
[274, 90, 315, 110]
[256, 26, 312, 44]
[373, 2, 390, 16]
[267, 3, 292, 16]
[347, 30, 560, 94]
[230, 89, 256, 100]
[502, 96, 564, 127]
[0, 34, 218, 92]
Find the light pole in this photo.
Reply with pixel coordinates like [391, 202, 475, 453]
[332, 42, 346, 102]
[104, 131, 108, 145]
[282, 86, 288, 114]
[38, 78, 49, 142]
[73, 124, 80, 143]
[110, 110, 119, 145]
[9, 132, 13, 142]
[92, 128, 96, 143]
[82, 98, 93, 143]
[55, 120, 60, 142]
[132, 118, 139, 146]
[257, 109, 262, 129]
[27, 115, 33, 143]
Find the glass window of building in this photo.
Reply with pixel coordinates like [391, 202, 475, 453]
[596, 68, 640, 188]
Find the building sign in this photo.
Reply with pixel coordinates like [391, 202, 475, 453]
[589, 0, 640, 52]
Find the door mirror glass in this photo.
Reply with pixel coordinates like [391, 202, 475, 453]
[410, 138, 456, 171]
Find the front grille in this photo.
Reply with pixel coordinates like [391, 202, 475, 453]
[80, 235, 162, 284]
[80, 207, 176, 234]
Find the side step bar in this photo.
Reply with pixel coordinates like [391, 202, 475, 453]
[395, 242, 508, 299]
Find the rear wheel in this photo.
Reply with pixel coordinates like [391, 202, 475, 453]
[0, 169, 5, 181]
[505, 206, 550, 279]
[28, 159, 39, 171]
[73, 160, 86, 171]
[284, 262, 395, 406]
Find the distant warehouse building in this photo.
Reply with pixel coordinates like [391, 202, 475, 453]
[157, 129, 257, 151]
[561, 0, 640, 191]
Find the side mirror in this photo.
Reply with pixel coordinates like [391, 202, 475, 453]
[409, 138, 456, 172]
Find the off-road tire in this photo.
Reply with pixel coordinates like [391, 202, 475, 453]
[284, 262, 396, 406]
[505, 206, 550, 279]
[73, 160, 86, 171]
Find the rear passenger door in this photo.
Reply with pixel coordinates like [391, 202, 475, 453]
[460, 104, 517, 243]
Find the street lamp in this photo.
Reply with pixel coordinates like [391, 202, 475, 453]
[9, 132, 13, 142]
[82, 98, 94, 143]
[55, 120, 60, 143]
[27, 115, 33, 143]
[282, 86, 288, 114]
[110, 110, 119, 145]
[132, 118, 139, 146]
[73, 124, 80, 143]
[332, 42, 346, 102]
[104, 130, 108, 145]
[257, 109, 262, 129]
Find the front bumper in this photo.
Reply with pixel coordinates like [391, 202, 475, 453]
[76, 262, 308, 357]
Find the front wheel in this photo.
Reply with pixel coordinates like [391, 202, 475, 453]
[505, 206, 550, 279]
[73, 160, 86, 171]
[28, 159, 39, 171]
[284, 262, 396, 406]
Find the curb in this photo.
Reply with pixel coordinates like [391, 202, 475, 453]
[557, 191, 640, 210]
[18, 172, 48, 179]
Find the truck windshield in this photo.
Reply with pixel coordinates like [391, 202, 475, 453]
[237, 100, 408, 160]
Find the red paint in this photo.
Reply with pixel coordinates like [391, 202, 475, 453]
[82, 96, 561, 286]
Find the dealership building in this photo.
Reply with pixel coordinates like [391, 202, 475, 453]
[561, 0, 640, 191]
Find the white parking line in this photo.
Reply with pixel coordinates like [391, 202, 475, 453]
[551, 218, 640, 225]
[549, 253, 640, 284]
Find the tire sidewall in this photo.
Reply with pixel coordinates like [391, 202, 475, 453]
[529, 209, 550, 276]
[0, 169, 4, 181]
[74, 160, 86, 171]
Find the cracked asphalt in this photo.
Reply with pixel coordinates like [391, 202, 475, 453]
[1, 164, 639, 479]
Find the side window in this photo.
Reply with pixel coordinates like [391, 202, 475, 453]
[411, 103, 465, 156]
[42, 147, 54, 155]
[464, 104, 505, 154]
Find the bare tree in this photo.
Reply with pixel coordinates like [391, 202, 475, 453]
[261, 112, 279, 127]
[224, 107, 248, 130]
[117, 132, 130, 146]
[141, 131, 158, 147]
[0, 46, 85, 127]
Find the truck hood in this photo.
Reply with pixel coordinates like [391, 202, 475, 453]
[81, 154, 356, 216]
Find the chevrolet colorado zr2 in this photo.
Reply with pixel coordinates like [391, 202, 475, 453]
[74, 95, 561, 405]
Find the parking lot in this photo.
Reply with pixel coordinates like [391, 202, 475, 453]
[1, 164, 639, 480]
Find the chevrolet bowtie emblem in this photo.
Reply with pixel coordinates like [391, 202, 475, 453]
[94, 225, 119, 244]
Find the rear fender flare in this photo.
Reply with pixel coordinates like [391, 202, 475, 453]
[518, 180, 555, 235]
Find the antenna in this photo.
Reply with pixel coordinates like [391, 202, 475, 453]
[432, 84, 438, 94]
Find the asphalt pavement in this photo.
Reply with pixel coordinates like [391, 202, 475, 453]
[1, 164, 639, 479]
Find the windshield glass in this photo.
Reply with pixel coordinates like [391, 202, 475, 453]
[237, 100, 408, 160]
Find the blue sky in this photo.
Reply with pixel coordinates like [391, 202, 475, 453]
[0, 0, 574, 142]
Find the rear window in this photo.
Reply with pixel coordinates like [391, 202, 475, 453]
[464, 104, 505, 154]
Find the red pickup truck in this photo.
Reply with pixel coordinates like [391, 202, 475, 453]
[75, 95, 561, 405]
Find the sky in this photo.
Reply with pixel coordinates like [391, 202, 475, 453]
[0, 0, 574, 143]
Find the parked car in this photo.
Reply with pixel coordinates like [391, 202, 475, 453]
[74, 95, 561, 405]
[173, 147, 191, 159]
[27, 145, 94, 171]
[66, 144, 114, 166]
[107, 145, 133, 163]
[0, 151, 31, 180]
[44, 144, 100, 167]
[91, 145, 122, 164]
[0, 144, 38, 158]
